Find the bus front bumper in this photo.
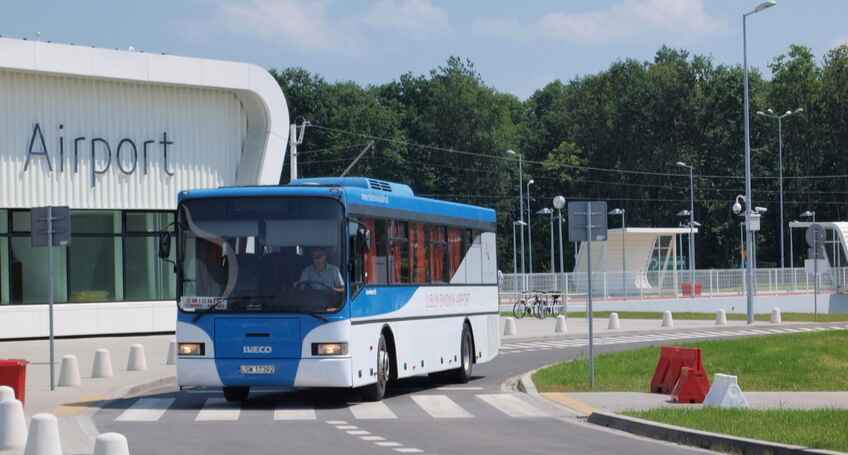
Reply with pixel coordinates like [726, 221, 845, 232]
[177, 357, 353, 388]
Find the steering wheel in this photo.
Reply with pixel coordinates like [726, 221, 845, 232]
[294, 280, 335, 292]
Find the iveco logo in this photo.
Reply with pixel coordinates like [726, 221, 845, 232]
[243, 346, 272, 354]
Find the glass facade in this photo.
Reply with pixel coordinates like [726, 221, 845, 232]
[0, 209, 175, 305]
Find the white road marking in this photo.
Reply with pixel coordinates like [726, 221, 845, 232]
[115, 398, 174, 422]
[377, 442, 403, 447]
[347, 430, 370, 435]
[394, 448, 423, 453]
[477, 394, 548, 418]
[336, 425, 358, 430]
[326, 420, 347, 424]
[274, 404, 316, 421]
[195, 398, 240, 422]
[349, 401, 398, 419]
[411, 395, 473, 419]
[361, 436, 385, 441]
[437, 386, 484, 391]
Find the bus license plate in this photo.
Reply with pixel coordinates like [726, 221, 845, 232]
[240, 365, 275, 375]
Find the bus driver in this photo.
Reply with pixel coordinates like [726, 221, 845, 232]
[298, 247, 344, 293]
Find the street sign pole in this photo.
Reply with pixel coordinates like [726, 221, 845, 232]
[585, 202, 594, 388]
[48, 206, 55, 391]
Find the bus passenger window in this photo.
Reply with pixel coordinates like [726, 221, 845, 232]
[410, 223, 428, 284]
[447, 227, 463, 283]
[389, 221, 410, 284]
[429, 226, 449, 283]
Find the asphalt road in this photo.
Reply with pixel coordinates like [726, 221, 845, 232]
[92, 323, 845, 455]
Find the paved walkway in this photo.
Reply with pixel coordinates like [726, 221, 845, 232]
[501, 316, 758, 340]
[547, 391, 848, 414]
[0, 335, 175, 454]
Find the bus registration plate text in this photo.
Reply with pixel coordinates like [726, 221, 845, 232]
[240, 365, 275, 375]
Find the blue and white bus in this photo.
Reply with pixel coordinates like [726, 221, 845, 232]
[163, 177, 499, 402]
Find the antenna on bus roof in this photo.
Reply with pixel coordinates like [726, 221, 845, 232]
[340, 141, 375, 177]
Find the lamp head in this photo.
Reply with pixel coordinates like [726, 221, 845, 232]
[756, 111, 766, 116]
[528, 179, 534, 185]
[755, 206, 768, 214]
[608, 208, 624, 215]
[767, 108, 775, 114]
[677, 209, 690, 217]
[794, 108, 804, 114]
[750, 1, 777, 15]
[505, 149, 516, 155]
[553, 195, 566, 209]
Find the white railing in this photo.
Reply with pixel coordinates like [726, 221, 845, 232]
[499, 267, 842, 305]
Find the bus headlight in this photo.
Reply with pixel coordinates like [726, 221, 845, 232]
[178, 342, 205, 356]
[312, 343, 348, 356]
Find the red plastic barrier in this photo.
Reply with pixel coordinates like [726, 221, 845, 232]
[0, 359, 28, 405]
[671, 367, 711, 403]
[680, 283, 703, 296]
[650, 347, 705, 394]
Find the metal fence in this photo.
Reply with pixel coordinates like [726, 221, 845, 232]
[499, 267, 844, 307]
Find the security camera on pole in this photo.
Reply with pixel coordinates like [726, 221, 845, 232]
[733, 195, 760, 323]
[553, 196, 566, 309]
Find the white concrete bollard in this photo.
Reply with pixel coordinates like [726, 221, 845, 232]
[703, 373, 749, 408]
[503, 317, 517, 336]
[58, 355, 81, 387]
[608, 313, 621, 330]
[0, 385, 15, 403]
[92, 349, 114, 379]
[23, 413, 62, 455]
[715, 309, 727, 326]
[771, 307, 782, 324]
[166, 340, 177, 366]
[661, 311, 674, 328]
[0, 399, 28, 449]
[554, 315, 567, 333]
[93, 433, 130, 455]
[127, 344, 148, 371]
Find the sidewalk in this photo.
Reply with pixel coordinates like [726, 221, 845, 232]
[500, 316, 756, 340]
[548, 391, 848, 414]
[0, 335, 176, 454]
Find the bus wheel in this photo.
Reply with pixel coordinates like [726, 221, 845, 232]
[362, 334, 389, 401]
[450, 324, 474, 383]
[223, 386, 250, 403]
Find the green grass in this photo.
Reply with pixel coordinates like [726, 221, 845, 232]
[624, 408, 848, 452]
[532, 330, 848, 393]
[500, 311, 848, 322]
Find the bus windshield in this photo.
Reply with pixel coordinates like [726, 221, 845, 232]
[177, 197, 345, 314]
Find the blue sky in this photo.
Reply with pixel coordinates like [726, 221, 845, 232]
[2, 1, 846, 99]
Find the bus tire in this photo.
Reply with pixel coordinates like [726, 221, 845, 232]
[361, 334, 389, 402]
[449, 324, 474, 383]
[223, 386, 250, 403]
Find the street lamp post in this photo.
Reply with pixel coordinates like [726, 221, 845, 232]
[512, 220, 527, 285]
[742, 0, 777, 323]
[676, 209, 694, 296]
[537, 208, 555, 276]
[554, 196, 566, 304]
[609, 208, 626, 296]
[676, 162, 696, 293]
[506, 150, 525, 291]
[527, 179, 535, 290]
[757, 107, 804, 269]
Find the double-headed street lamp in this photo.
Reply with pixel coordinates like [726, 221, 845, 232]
[741, 0, 777, 323]
[757, 107, 804, 269]
[676, 161, 697, 291]
[537, 208, 555, 275]
[506, 150, 525, 290]
[609, 208, 626, 295]
[512, 220, 527, 280]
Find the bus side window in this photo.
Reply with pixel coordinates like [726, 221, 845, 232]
[388, 221, 410, 284]
[410, 223, 428, 284]
[447, 227, 463, 283]
[429, 225, 448, 283]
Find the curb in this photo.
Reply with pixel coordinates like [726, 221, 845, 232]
[587, 411, 846, 455]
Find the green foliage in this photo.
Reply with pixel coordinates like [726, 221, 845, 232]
[625, 408, 848, 452]
[270, 42, 848, 272]
[532, 330, 848, 392]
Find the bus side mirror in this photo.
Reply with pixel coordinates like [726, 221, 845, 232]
[158, 232, 172, 259]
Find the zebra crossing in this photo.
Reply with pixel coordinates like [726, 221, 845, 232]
[105, 391, 564, 424]
[499, 324, 848, 354]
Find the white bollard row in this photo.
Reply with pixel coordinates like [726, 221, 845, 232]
[771, 307, 782, 324]
[24, 413, 62, 455]
[166, 340, 177, 366]
[503, 317, 517, 336]
[0, 399, 28, 449]
[661, 311, 674, 328]
[715, 309, 727, 326]
[92, 349, 114, 379]
[94, 432, 131, 455]
[608, 313, 620, 330]
[127, 344, 148, 371]
[554, 315, 567, 333]
[58, 355, 81, 387]
[0, 385, 15, 403]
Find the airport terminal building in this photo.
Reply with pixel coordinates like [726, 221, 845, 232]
[0, 37, 289, 339]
